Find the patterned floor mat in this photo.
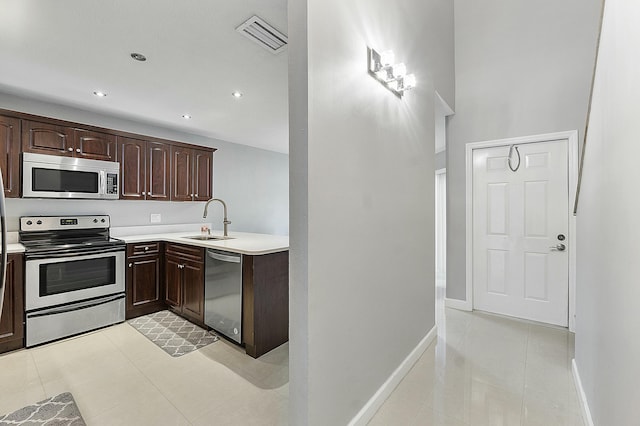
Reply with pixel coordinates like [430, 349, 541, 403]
[128, 310, 219, 357]
[0, 392, 85, 425]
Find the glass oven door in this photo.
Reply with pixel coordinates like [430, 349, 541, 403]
[25, 250, 125, 311]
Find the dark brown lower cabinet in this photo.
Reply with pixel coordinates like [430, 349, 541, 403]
[125, 243, 164, 319]
[0, 254, 24, 354]
[164, 244, 205, 326]
[242, 251, 289, 358]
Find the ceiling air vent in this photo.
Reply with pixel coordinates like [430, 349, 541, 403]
[236, 16, 288, 54]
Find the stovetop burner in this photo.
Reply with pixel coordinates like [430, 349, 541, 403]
[19, 215, 125, 258]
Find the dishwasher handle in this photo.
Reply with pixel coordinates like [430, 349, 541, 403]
[207, 250, 241, 263]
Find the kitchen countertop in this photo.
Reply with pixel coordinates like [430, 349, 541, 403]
[7, 243, 25, 254]
[4, 229, 288, 256]
[115, 231, 289, 255]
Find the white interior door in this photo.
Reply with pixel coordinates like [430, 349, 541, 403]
[472, 140, 569, 326]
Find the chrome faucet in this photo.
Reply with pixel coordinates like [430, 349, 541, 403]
[202, 198, 231, 238]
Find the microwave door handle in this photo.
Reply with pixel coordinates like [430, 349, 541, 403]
[99, 170, 106, 196]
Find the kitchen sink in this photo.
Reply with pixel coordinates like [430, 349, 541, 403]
[184, 235, 235, 241]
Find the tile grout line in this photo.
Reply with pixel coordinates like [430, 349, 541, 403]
[519, 324, 530, 426]
[103, 324, 196, 426]
[28, 350, 48, 399]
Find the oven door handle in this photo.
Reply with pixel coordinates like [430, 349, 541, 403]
[26, 293, 125, 318]
[25, 245, 125, 260]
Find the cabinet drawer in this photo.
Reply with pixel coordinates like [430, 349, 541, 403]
[127, 242, 161, 257]
[165, 243, 204, 262]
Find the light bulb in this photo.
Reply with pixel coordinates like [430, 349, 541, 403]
[392, 63, 407, 79]
[379, 50, 395, 67]
[387, 79, 399, 91]
[403, 74, 416, 90]
[376, 69, 391, 82]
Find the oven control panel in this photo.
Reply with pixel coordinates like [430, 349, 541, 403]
[20, 215, 111, 231]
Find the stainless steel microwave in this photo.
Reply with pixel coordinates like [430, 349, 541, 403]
[22, 152, 120, 199]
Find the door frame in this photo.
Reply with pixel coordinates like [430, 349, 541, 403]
[435, 168, 446, 282]
[464, 130, 579, 331]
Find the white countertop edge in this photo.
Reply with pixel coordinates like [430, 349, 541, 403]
[116, 231, 289, 256]
[7, 243, 25, 254]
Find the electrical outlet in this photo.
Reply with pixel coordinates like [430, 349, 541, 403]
[150, 214, 161, 223]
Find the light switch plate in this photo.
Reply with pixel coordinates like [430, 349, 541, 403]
[150, 214, 161, 223]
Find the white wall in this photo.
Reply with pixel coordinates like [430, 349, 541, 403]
[574, 1, 640, 424]
[288, 0, 454, 423]
[446, 0, 601, 301]
[0, 92, 289, 235]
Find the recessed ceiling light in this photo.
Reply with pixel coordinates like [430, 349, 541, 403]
[130, 52, 147, 62]
[93, 91, 107, 97]
[182, 114, 192, 119]
[232, 91, 243, 98]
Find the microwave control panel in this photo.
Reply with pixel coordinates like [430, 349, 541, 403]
[106, 173, 118, 195]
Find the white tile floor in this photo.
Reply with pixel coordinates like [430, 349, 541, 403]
[369, 283, 584, 426]
[0, 324, 288, 425]
[0, 293, 582, 426]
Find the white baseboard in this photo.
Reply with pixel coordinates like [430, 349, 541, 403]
[445, 297, 472, 311]
[572, 359, 595, 426]
[348, 325, 438, 426]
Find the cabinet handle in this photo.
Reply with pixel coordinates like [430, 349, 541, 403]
[128, 263, 132, 267]
[67, 147, 73, 152]
[142, 191, 146, 196]
[195, 194, 198, 197]
[76, 148, 81, 153]
[144, 246, 149, 251]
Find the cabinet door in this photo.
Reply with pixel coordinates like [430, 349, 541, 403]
[193, 149, 213, 201]
[0, 254, 24, 353]
[165, 255, 182, 308]
[74, 129, 117, 161]
[22, 120, 73, 156]
[147, 142, 171, 201]
[182, 259, 204, 323]
[126, 254, 163, 319]
[0, 116, 20, 198]
[119, 137, 147, 200]
[171, 146, 193, 201]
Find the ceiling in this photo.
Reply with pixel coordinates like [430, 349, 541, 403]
[0, 0, 289, 153]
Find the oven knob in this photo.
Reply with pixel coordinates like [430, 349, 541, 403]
[101, 219, 106, 223]
[93, 219, 98, 223]
[36, 220, 42, 225]
[26, 220, 32, 225]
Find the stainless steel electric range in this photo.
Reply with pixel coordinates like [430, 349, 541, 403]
[19, 215, 126, 347]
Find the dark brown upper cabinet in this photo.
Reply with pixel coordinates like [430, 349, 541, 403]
[147, 142, 171, 201]
[0, 115, 21, 198]
[22, 120, 116, 161]
[73, 129, 116, 161]
[22, 120, 74, 156]
[193, 149, 213, 201]
[171, 146, 213, 201]
[119, 137, 171, 201]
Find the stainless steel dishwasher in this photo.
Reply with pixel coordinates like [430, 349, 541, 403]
[204, 249, 242, 344]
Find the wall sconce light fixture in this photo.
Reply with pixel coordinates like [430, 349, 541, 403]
[368, 47, 416, 98]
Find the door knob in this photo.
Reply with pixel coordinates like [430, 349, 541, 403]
[550, 244, 566, 252]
